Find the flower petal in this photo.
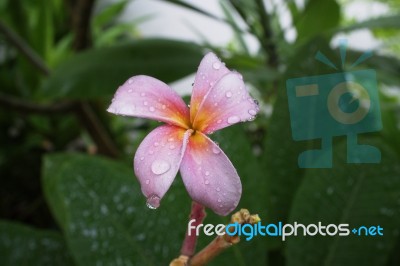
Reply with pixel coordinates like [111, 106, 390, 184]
[190, 52, 230, 122]
[134, 125, 191, 208]
[180, 132, 241, 216]
[192, 72, 259, 134]
[108, 75, 190, 129]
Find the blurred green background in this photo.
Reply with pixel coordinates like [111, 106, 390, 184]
[1, 0, 400, 265]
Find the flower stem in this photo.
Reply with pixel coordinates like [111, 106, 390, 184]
[180, 201, 206, 257]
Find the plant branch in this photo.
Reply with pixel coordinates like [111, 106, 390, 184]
[74, 101, 120, 157]
[170, 202, 206, 266]
[0, 20, 49, 75]
[190, 209, 260, 266]
[65, 0, 95, 50]
[181, 202, 207, 257]
[255, 0, 279, 68]
[0, 93, 75, 114]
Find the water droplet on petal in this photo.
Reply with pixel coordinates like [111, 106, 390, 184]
[141, 92, 146, 97]
[162, 105, 166, 109]
[212, 146, 221, 154]
[146, 194, 160, 209]
[248, 109, 257, 116]
[225, 91, 232, 98]
[128, 79, 133, 84]
[128, 88, 133, 93]
[216, 187, 221, 192]
[212, 62, 221, 70]
[227, 116, 240, 124]
[149, 150, 154, 155]
[154, 142, 159, 147]
[205, 171, 210, 176]
[168, 138, 174, 142]
[218, 199, 222, 203]
[145, 179, 150, 185]
[205, 180, 210, 185]
[151, 160, 171, 175]
[149, 106, 155, 112]
[214, 102, 218, 106]
[217, 119, 222, 124]
[169, 144, 175, 150]
[143, 101, 148, 106]
[140, 157, 144, 161]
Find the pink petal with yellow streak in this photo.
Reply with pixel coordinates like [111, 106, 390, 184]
[107, 75, 190, 129]
[190, 52, 230, 122]
[180, 132, 242, 216]
[134, 125, 192, 209]
[192, 72, 259, 134]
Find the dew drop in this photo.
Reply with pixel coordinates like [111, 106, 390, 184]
[218, 199, 222, 203]
[205, 171, 210, 176]
[151, 160, 171, 175]
[169, 144, 175, 150]
[204, 180, 210, 185]
[128, 79, 133, 84]
[216, 187, 221, 192]
[227, 116, 240, 124]
[168, 137, 174, 142]
[212, 146, 221, 154]
[225, 91, 232, 98]
[128, 88, 133, 93]
[217, 119, 222, 124]
[141, 92, 146, 97]
[149, 106, 155, 112]
[248, 109, 257, 116]
[145, 179, 150, 185]
[143, 101, 148, 106]
[146, 194, 160, 209]
[140, 157, 144, 161]
[212, 62, 221, 70]
[149, 150, 154, 155]
[154, 142, 159, 147]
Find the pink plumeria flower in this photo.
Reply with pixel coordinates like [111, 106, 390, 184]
[107, 52, 259, 215]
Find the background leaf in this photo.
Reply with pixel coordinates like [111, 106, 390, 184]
[39, 39, 204, 100]
[0, 220, 74, 266]
[286, 139, 400, 266]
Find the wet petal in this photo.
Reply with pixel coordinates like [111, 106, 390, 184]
[108, 75, 190, 129]
[192, 72, 259, 134]
[134, 125, 191, 208]
[180, 132, 241, 216]
[190, 52, 230, 122]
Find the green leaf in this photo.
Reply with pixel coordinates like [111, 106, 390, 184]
[295, 0, 340, 41]
[42, 153, 191, 265]
[335, 15, 400, 33]
[93, 0, 129, 28]
[39, 39, 204, 100]
[220, 1, 249, 54]
[286, 139, 400, 266]
[0, 220, 74, 266]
